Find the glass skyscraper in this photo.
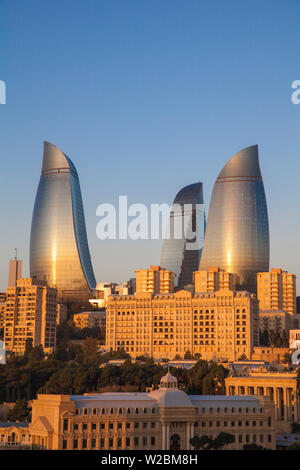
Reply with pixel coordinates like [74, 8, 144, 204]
[30, 141, 96, 304]
[160, 182, 205, 289]
[199, 145, 269, 292]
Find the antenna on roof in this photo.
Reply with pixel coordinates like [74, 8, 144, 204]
[14, 248, 17, 260]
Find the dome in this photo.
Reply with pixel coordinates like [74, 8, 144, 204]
[149, 388, 194, 407]
[160, 372, 178, 389]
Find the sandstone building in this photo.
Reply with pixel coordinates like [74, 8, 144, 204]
[106, 289, 259, 362]
[3, 278, 57, 354]
[257, 269, 296, 315]
[0, 373, 275, 450]
[135, 266, 174, 295]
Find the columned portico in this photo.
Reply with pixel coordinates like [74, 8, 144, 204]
[225, 369, 299, 431]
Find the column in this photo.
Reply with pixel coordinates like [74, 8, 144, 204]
[285, 388, 292, 421]
[166, 424, 170, 451]
[162, 425, 166, 450]
[186, 423, 190, 450]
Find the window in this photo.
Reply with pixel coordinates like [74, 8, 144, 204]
[268, 417, 271, 426]
[109, 438, 113, 447]
[151, 436, 155, 446]
[151, 422, 155, 429]
[82, 423, 88, 432]
[134, 422, 139, 429]
[134, 437, 139, 446]
[91, 438, 96, 449]
[82, 439, 87, 449]
[63, 419, 68, 432]
[92, 423, 97, 431]
[100, 438, 105, 448]
[62, 439, 67, 449]
[117, 438, 122, 447]
[73, 439, 78, 449]
[126, 438, 130, 447]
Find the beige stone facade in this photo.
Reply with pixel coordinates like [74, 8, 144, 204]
[194, 267, 236, 293]
[259, 309, 293, 335]
[251, 347, 291, 363]
[0, 373, 276, 450]
[135, 266, 174, 294]
[257, 269, 296, 315]
[0, 302, 5, 329]
[225, 368, 299, 432]
[56, 304, 68, 325]
[73, 311, 106, 329]
[289, 330, 300, 349]
[3, 278, 57, 354]
[106, 289, 259, 361]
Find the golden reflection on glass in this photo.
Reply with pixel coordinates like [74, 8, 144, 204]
[30, 142, 96, 304]
[200, 145, 269, 292]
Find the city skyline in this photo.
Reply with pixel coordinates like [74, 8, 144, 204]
[1, 0, 300, 293]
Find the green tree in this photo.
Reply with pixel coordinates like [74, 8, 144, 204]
[7, 399, 30, 422]
[242, 443, 268, 450]
[282, 352, 292, 364]
[281, 329, 289, 348]
[190, 432, 235, 450]
[287, 442, 300, 450]
[291, 422, 300, 433]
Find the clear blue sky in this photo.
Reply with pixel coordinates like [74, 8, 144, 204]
[1, 0, 300, 292]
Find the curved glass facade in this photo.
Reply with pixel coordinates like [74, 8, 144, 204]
[30, 141, 96, 304]
[160, 182, 205, 289]
[199, 145, 269, 292]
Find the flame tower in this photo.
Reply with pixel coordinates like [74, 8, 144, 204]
[30, 141, 96, 304]
[199, 145, 269, 292]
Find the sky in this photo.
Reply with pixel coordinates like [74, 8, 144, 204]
[1, 0, 300, 292]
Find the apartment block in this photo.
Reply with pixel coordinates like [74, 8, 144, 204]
[194, 267, 236, 293]
[73, 311, 106, 330]
[3, 278, 57, 354]
[257, 269, 296, 315]
[135, 266, 174, 294]
[259, 309, 293, 336]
